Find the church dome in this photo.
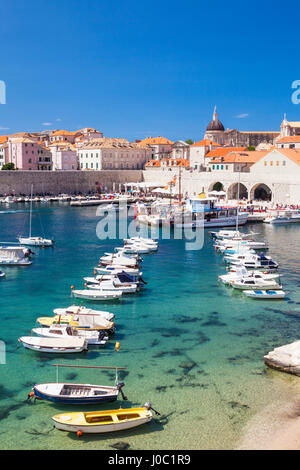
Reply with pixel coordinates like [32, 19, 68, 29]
[206, 106, 224, 132]
[206, 119, 224, 132]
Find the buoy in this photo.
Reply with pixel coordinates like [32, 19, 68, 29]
[94, 270, 97, 275]
[84, 283, 87, 287]
[27, 390, 35, 400]
[77, 430, 83, 439]
[71, 285, 74, 290]
[115, 341, 120, 351]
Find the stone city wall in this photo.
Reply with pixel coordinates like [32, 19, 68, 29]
[143, 168, 300, 204]
[0, 170, 143, 195]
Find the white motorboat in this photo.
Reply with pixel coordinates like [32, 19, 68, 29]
[18, 336, 88, 353]
[94, 265, 142, 277]
[100, 253, 140, 268]
[18, 185, 54, 246]
[0, 246, 32, 266]
[225, 254, 279, 270]
[87, 280, 139, 294]
[210, 229, 258, 240]
[264, 209, 300, 224]
[124, 236, 158, 246]
[0, 270, 5, 278]
[53, 306, 115, 322]
[231, 278, 282, 290]
[116, 245, 151, 255]
[84, 272, 144, 287]
[32, 325, 108, 346]
[124, 238, 158, 251]
[215, 240, 268, 252]
[37, 313, 115, 335]
[243, 290, 286, 299]
[72, 289, 122, 301]
[218, 267, 280, 285]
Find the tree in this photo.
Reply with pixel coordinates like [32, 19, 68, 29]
[1, 162, 15, 170]
[185, 139, 194, 145]
[247, 146, 255, 151]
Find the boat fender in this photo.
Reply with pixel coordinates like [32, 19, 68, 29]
[71, 286, 74, 290]
[77, 430, 83, 439]
[115, 341, 120, 351]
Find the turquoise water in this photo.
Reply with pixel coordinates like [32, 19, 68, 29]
[1, 203, 300, 450]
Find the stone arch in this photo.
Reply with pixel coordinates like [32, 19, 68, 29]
[208, 181, 224, 192]
[250, 183, 272, 201]
[227, 182, 248, 200]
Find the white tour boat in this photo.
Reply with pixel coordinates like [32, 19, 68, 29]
[175, 197, 249, 228]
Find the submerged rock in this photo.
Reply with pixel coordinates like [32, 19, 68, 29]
[110, 441, 130, 450]
[264, 341, 300, 376]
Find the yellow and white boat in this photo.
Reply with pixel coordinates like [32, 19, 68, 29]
[37, 314, 115, 333]
[52, 404, 152, 433]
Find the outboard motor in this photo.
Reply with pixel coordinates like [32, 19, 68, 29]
[117, 382, 127, 400]
[144, 402, 160, 415]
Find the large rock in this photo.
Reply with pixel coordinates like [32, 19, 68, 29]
[264, 341, 300, 375]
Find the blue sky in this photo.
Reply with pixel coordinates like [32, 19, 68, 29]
[0, 0, 299, 141]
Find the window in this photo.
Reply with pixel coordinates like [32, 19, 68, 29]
[225, 165, 228, 170]
[212, 165, 215, 170]
[270, 161, 273, 166]
[96, 162, 98, 169]
[216, 165, 219, 169]
[91, 162, 93, 168]
[282, 161, 286, 166]
[28, 158, 32, 163]
[221, 165, 223, 170]
[276, 161, 279, 166]
[264, 161, 267, 166]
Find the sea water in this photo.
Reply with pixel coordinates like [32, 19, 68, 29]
[0, 203, 300, 450]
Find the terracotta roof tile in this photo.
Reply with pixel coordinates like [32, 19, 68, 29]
[140, 137, 174, 145]
[276, 136, 300, 143]
[191, 139, 221, 147]
[206, 147, 247, 158]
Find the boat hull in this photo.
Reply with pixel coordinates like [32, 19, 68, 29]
[52, 415, 151, 433]
[33, 384, 119, 404]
